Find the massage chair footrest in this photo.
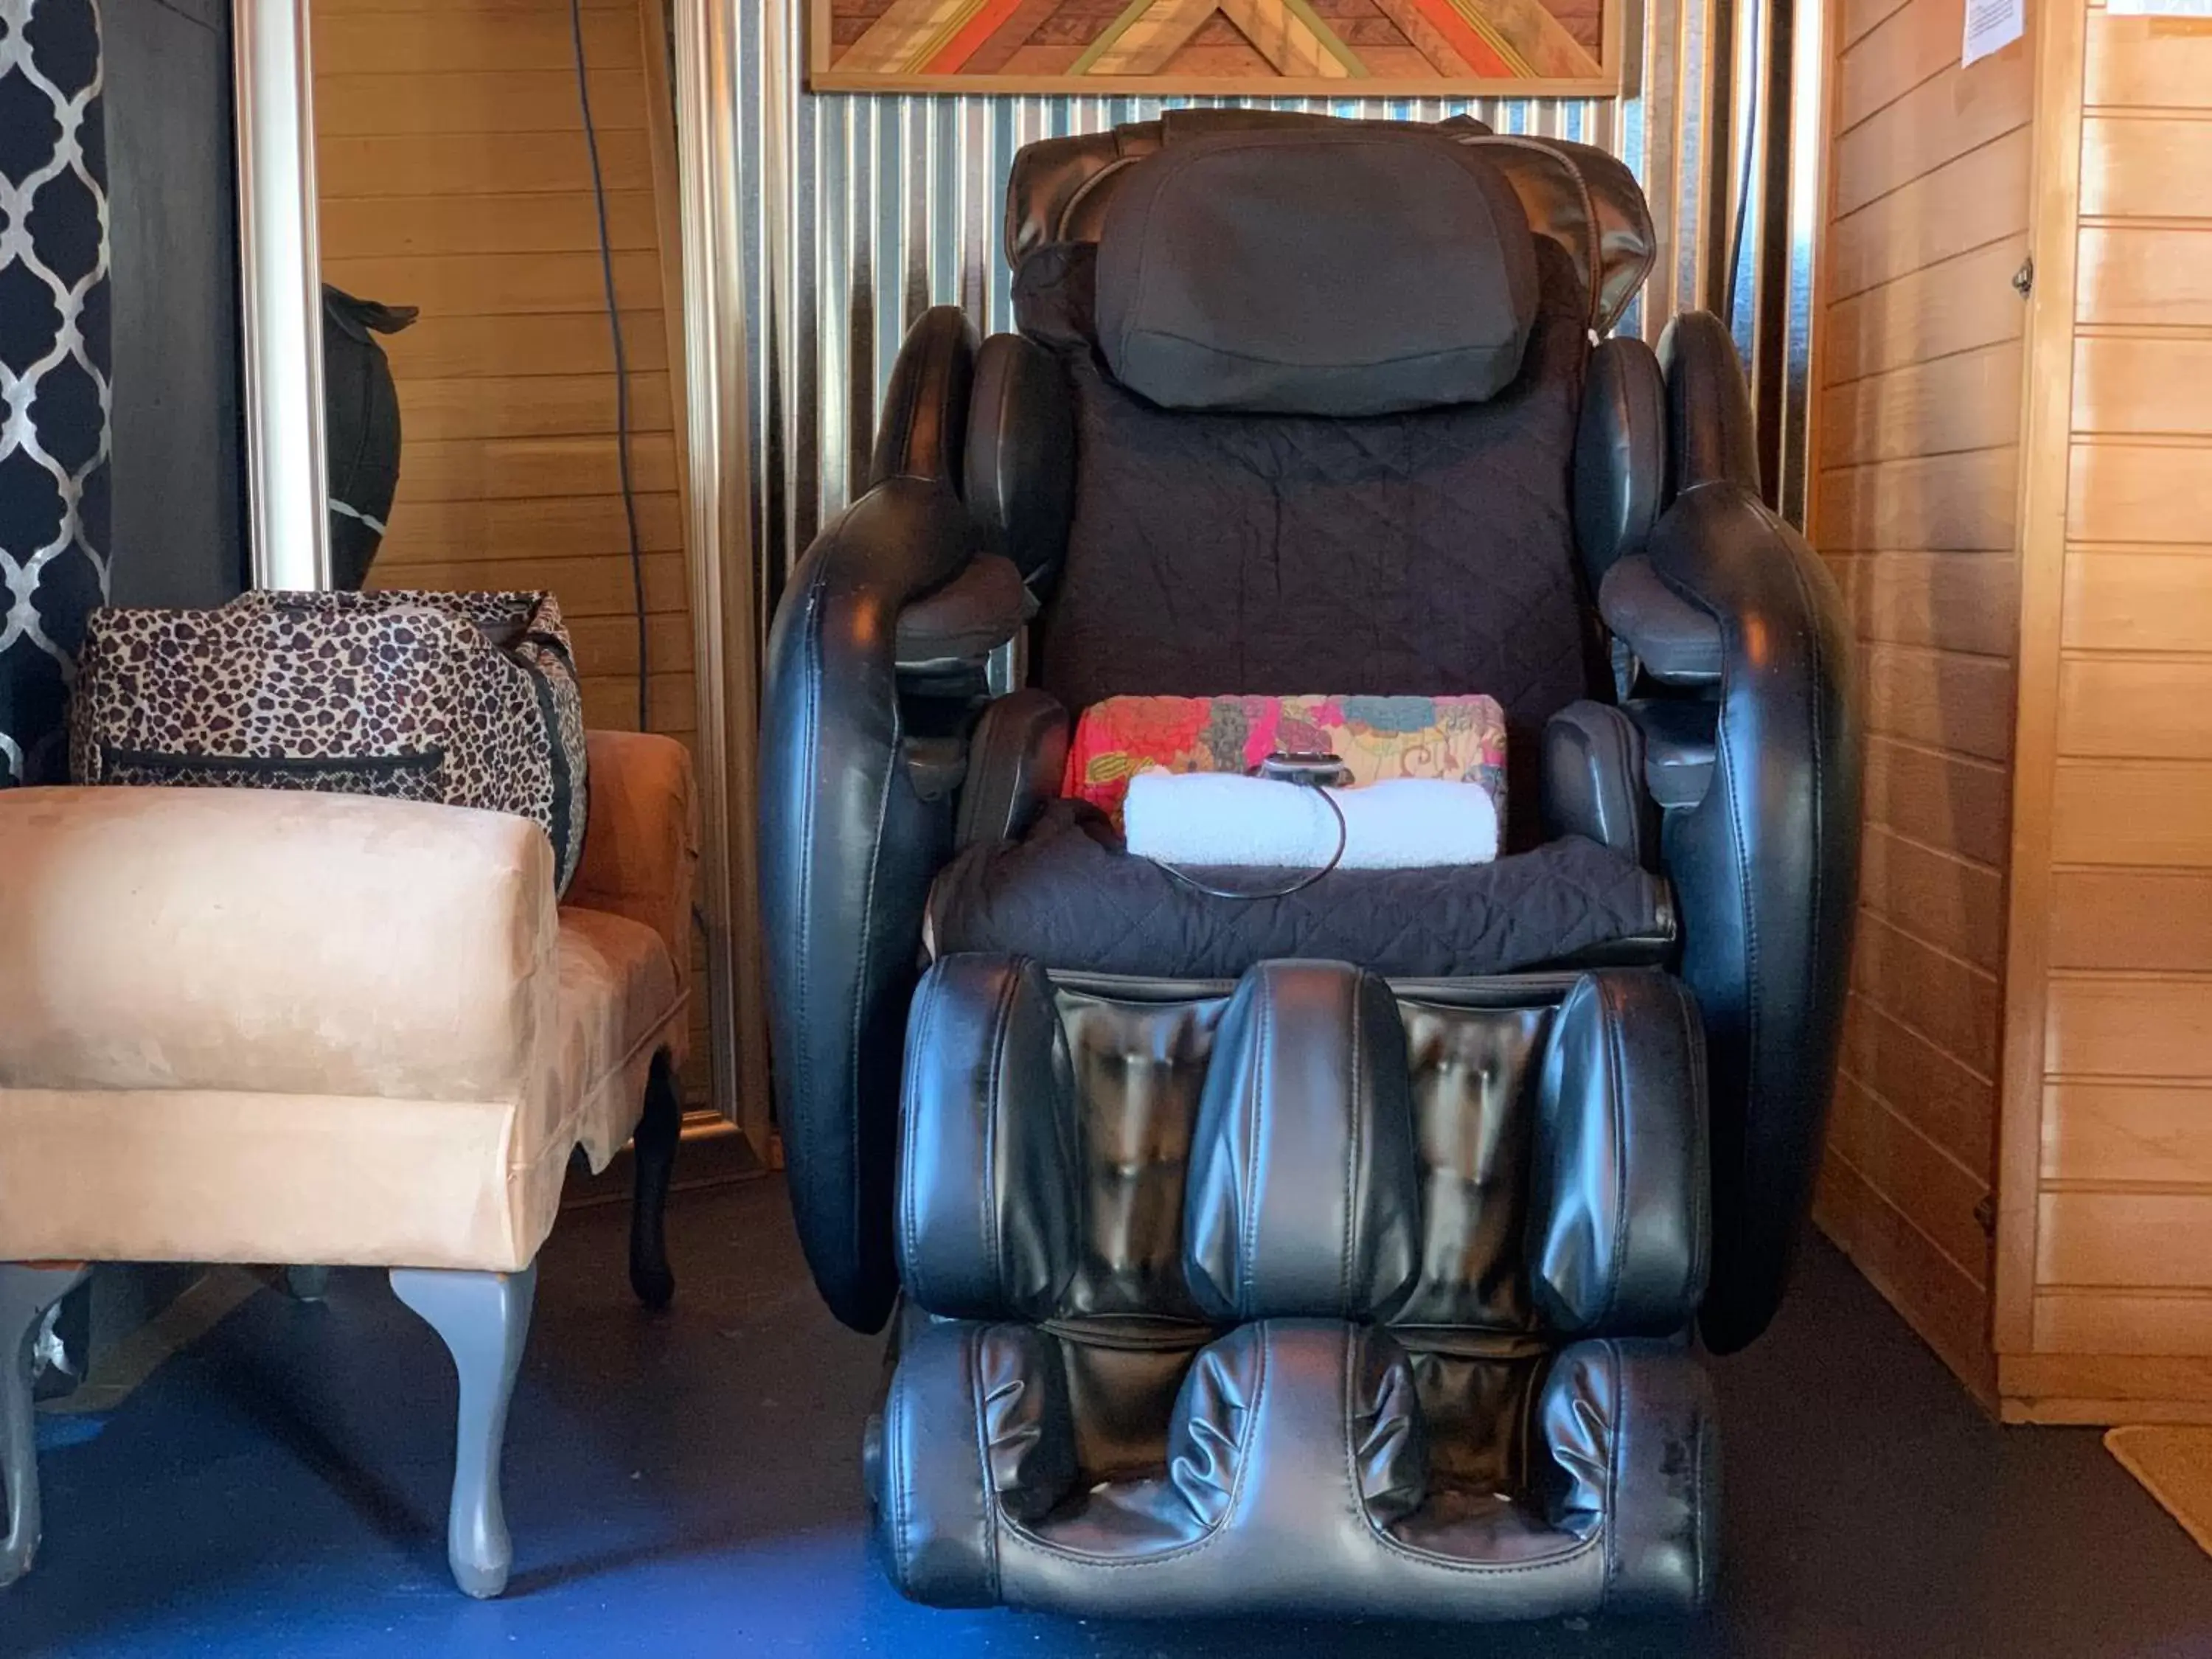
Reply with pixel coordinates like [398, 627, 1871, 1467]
[870, 1318, 1717, 1619]
[882, 954, 1717, 1621]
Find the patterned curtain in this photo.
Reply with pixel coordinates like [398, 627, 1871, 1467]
[0, 0, 108, 787]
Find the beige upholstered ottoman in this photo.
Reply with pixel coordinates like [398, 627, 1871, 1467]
[0, 730, 696, 1597]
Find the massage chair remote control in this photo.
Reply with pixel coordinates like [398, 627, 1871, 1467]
[1253, 750, 1354, 788]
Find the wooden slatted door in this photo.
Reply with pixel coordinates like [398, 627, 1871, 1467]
[1814, 0, 2212, 1423]
[1997, 0, 2212, 1421]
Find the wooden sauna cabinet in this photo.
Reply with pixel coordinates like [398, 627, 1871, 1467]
[1809, 0, 2212, 1419]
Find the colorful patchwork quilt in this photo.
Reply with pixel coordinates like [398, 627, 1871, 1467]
[1062, 694, 1509, 830]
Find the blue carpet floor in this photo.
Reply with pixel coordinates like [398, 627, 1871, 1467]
[6, 1178, 2210, 1658]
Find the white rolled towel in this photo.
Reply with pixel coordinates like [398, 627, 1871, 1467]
[1122, 772, 1500, 870]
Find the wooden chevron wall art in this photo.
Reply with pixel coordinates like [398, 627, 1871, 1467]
[810, 0, 1623, 94]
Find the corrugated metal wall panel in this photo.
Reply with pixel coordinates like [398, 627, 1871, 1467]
[728, 0, 1723, 600]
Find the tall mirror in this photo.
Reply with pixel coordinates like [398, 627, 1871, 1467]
[234, 0, 767, 1157]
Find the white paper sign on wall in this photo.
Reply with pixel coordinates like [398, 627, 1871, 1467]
[1962, 0, 2025, 63]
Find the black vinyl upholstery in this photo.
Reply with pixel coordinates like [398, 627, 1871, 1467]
[870, 305, 975, 491]
[757, 111, 1860, 1622]
[1542, 700, 1653, 864]
[759, 479, 970, 1331]
[951, 688, 1068, 852]
[1658, 310, 1763, 501]
[962, 332, 1073, 594]
[1004, 109, 1656, 338]
[877, 1318, 1715, 1618]
[1638, 481, 1861, 1353]
[1600, 554, 1725, 685]
[1573, 335, 1668, 584]
[894, 552, 1029, 669]
[1093, 128, 1538, 415]
[874, 959, 1716, 1616]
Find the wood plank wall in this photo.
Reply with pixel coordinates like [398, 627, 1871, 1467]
[310, 0, 712, 1102]
[1997, 6, 2212, 1419]
[1806, 0, 2036, 1402]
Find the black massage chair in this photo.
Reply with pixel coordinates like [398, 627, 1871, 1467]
[759, 111, 1860, 1622]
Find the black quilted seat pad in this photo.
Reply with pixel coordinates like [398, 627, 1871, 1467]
[927, 801, 1672, 980]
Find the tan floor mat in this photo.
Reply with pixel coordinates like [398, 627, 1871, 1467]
[2107, 1425, 2212, 1559]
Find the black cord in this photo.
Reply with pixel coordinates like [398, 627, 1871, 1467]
[571, 0, 650, 733]
[1150, 782, 1352, 902]
[1722, 0, 1762, 331]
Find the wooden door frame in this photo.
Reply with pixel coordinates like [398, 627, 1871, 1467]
[233, 0, 331, 591]
[1992, 0, 2092, 1358]
[661, 0, 775, 1160]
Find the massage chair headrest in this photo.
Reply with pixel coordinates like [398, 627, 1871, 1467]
[1091, 126, 1539, 418]
[1006, 107, 1657, 338]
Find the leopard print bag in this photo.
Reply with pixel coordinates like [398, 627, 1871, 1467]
[69, 589, 589, 893]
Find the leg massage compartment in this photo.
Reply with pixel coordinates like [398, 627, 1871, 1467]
[872, 955, 1717, 1619]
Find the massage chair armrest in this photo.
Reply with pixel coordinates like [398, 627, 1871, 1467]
[953, 689, 1070, 852]
[1541, 702, 1653, 865]
[1596, 310, 1760, 695]
[763, 299, 1074, 1332]
[564, 730, 700, 993]
[1599, 555, 1723, 688]
[871, 305, 1032, 685]
[760, 475, 984, 1334]
[888, 310, 1071, 691]
[0, 786, 559, 1104]
[895, 553, 1034, 681]
[1640, 480, 1862, 1353]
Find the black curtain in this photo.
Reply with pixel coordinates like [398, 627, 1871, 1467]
[0, 0, 109, 787]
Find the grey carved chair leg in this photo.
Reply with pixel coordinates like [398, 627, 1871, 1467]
[1, 1263, 90, 1589]
[627, 1051, 681, 1310]
[389, 1263, 537, 1599]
